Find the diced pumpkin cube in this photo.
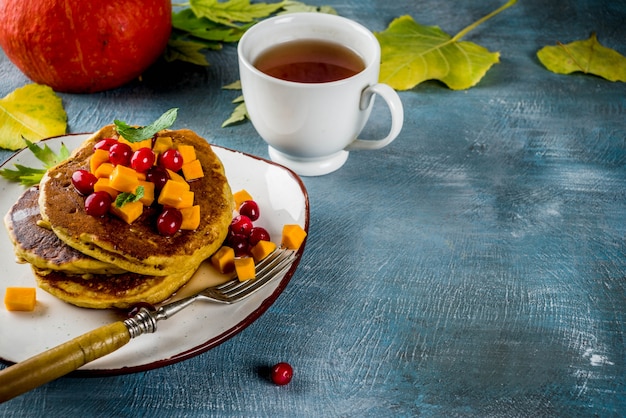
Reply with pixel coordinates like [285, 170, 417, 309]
[177, 191, 194, 209]
[137, 181, 155, 206]
[281, 224, 307, 250]
[93, 178, 119, 199]
[177, 144, 197, 164]
[211, 246, 235, 274]
[152, 136, 173, 154]
[89, 149, 110, 173]
[166, 168, 187, 184]
[110, 200, 143, 224]
[94, 162, 114, 178]
[158, 180, 193, 208]
[109, 165, 139, 193]
[234, 257, 256, 281]
[4, 287, 36, 311]
[181, 159, 204, 181]
[250, 240, 277, 262]
[233, 189, 253, 209]
[118, 136, 152, 152]
[135, 171, 146, 181]
[180, 205, 201, 230]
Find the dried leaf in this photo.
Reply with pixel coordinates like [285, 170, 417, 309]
[222, 101, 248, 127]
[0, 84, 67, 150]
[165, 38, 212, 66]
[537, 33, 626, 82]
[375, 0, 516, 90]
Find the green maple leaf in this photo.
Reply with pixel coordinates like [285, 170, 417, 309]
[278, 0, 336, 14]
[165, 38, 212, 66]
[189, 0, 285, 26]
[537, 33, 626, 82]
[376, 0, 517, 91]
[0, 84, 67, 150]
[172, 8, 249, 43]
[0, 139, 70, 186]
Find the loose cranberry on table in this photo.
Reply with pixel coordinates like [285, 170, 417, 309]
[270, 362, 293, 386]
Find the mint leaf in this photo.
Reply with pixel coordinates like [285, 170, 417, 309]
[114, 108, 178, 142]
[115, 186, 145, 208]
[0, 139, 71, 186]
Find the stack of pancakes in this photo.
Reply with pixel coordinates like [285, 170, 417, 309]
[4, 126, 234, 309]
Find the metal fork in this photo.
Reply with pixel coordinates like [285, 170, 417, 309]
[0, 248, 297, 403]
[125, 248, 297, 337]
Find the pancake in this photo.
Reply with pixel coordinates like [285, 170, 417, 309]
[39, 125, 234, 277]
[33, 266, 196, 309]
[4, 186, 125, 275]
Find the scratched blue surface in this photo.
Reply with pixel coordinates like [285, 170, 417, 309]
[1, 0, 625, 416]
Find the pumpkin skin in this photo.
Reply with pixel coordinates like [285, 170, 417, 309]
[0, 0, 172, 93]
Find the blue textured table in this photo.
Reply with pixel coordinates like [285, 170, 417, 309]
[1, 0, 625, 416]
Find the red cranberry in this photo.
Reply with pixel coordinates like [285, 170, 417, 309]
[270, 362, 293, 385]
[159, 149, 183, 172]
[84, 191, 112, 217]
[93, 138, 118, 151]
[230, 215, 253, 236]
[239, 200, 260, 221]
[131, 147, 156, 173]
[249, 227, 270, 246]
[71, 169, 97, 195]
[157, 207, 182, 236]
[146, 166, 170, 191]
[108, 142, 133, 166]
[227, 233, 251, 257]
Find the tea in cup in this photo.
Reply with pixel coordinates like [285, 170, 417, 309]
[238, 13, 403, 176]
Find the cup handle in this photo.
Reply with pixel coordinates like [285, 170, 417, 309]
[346, 83, 404, 151]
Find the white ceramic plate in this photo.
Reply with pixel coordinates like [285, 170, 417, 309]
[0, 134, 309, 374]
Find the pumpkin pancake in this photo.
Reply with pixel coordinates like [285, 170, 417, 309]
[4, 186, 124, 275]
[33, 266, 196, 309]
[39, 125, 234, 277]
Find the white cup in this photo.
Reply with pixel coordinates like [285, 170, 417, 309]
[238, 13, 404, 176]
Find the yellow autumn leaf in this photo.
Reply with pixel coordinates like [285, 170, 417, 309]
[537, 33, 626, 82]
[0, 84, 67, 151]
[375, 0, 517, 91]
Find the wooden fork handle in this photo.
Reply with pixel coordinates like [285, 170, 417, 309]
[0, 321, 130, 403]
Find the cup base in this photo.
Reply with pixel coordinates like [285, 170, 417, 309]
[267, 147, 349, 176]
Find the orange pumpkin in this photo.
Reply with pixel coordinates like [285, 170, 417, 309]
[0, 0, 171, 93]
